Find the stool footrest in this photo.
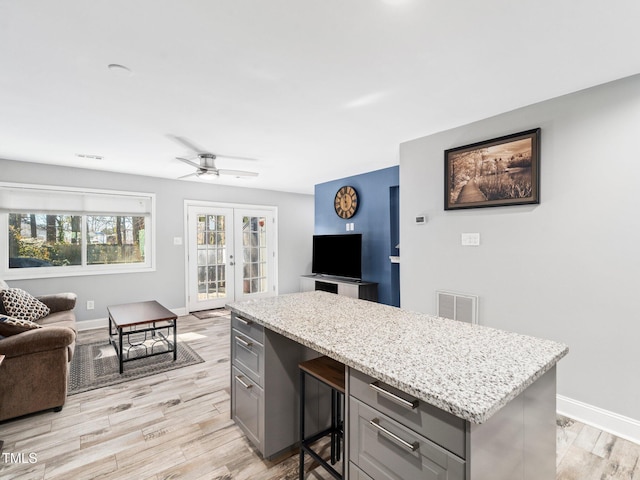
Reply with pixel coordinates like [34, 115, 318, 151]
[300, 356, 345, 479]
[301, 426, 336, 446]
[301, 443, 343, 480]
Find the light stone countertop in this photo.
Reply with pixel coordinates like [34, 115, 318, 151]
[227, 291, 568, 424]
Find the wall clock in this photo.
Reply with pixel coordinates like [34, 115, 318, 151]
[334, 186, 359, 219]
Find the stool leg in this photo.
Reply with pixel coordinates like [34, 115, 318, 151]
[331, 388, 336, 465]
[341, 393, 345, 479]
[336, 391, 342, 463]
[299, 370, 305, 480]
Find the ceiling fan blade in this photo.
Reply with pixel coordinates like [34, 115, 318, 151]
[215, 153, 259, 162]
[167, 135, 208, 154]
[217, 169, 259, 177]
[176, 156, 214, 170]
[178, 172, 199, 179]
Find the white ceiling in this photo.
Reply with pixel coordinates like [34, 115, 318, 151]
[1, 1, 639, 194]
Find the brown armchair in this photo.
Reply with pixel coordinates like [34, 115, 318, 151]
[0, 280, 77, 421]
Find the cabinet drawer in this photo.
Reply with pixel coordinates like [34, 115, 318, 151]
[350, 369, 466, 459]
[231, 366, 264, 450]
[231, 328, 264, 387]
[350, 398, 466, 480]
[350, 462, 374, 479]
[232, 312, 264, 343]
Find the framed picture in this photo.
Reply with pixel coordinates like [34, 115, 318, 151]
[444, 128, 540, 210]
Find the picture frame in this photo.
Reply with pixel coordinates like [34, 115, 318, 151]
[444, 128, 540, 210]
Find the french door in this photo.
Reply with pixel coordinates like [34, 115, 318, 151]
[186, 204, 276, 312]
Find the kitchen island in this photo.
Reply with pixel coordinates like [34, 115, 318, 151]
[227, 291, 568, 479]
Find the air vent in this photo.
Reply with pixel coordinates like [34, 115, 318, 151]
[436, 290, 478, 324]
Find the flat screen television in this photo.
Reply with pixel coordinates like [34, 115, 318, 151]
[312, 233, 362, 279]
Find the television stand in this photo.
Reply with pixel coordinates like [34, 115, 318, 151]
[300, 275, 378, 302]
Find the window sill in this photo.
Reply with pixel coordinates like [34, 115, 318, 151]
[1, 264, 156, 280]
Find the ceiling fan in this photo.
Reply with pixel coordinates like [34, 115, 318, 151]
[169, 135, 259, 179]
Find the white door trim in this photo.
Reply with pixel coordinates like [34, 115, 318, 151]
[183, 200, 278, 312]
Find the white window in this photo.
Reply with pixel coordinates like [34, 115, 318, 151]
[0, 183, 155, 279]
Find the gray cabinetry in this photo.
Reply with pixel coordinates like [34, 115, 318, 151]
[300, 275, 378, 302]
[231, 328, 264, 385]
[350, 462, 374, 479]
[231, 313, 265, 453]
[230, 311, 308, 460]
[350, 369, 466, 459]
[231, 365, 263, 448]
[348, 368, 558, 480]
[350, 399, 466, 480]
[349, 370, 466, 480]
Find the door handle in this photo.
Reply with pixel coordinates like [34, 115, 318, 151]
[369, 381, 419, 410]
[236, 316, 253, 326]
[369, 418, 418, 452]
[236, 335, 253, 348]
[235, 375, 253, 389]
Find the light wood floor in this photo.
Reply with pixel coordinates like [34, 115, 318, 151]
[1, 311, 639, 479]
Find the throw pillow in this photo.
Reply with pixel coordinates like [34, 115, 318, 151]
[0, 280, 7, 316]
[0, 288, 50, 321]
[0, 315, 43, 337]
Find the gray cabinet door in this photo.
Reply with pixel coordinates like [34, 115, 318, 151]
[231, 328, 264, 386]
[232, 313, 265, 343]
[231, 366, 264, 449]
[350, 462, 374, 479]
[349, 369, 466, 459]
[350, 398, 465, 480]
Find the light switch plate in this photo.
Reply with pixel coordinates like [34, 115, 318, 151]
[461, 233, 480, 246]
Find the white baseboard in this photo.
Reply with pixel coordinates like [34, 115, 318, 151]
[76, 306, 189, 332]
[77, 317, 108, 331]
[557, 395, 640, 445]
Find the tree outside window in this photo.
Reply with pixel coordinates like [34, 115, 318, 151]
[8, 213, 146, 268]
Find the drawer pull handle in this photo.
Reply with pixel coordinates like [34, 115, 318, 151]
[236, 316, 253, 326]
[236, 336, 253, 348]
[235, 375, 253, 389]
[369, 382, 419, 410]
[369, 418, 418, 452]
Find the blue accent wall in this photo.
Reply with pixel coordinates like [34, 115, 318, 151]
[314, 166, 400, 306]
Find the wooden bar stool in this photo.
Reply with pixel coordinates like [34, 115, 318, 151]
[299, 355, 345, 480]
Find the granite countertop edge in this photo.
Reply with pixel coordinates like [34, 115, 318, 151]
[227, 292, 569, 424]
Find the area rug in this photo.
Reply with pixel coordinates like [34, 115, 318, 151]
[68, 339, 205, 395]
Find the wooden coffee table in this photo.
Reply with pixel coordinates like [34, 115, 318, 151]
[108, 301, 178, 374]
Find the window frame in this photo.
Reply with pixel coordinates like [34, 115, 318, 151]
[0, 182, 156, 280]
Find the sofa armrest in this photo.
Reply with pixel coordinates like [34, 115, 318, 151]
[0, 326, 75, 358]
[36, 293, 77, 313]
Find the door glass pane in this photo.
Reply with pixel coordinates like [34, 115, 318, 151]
[196, 212, 228, 301]
[242, 215, 268, 295]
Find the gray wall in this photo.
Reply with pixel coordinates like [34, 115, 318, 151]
[0, 158, 314, 322]
[400, 74, 640, 421]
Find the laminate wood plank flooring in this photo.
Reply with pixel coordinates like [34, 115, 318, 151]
[1, 311, 638, 479]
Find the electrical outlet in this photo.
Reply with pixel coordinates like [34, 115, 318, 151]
[86, 300, 95, 310]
